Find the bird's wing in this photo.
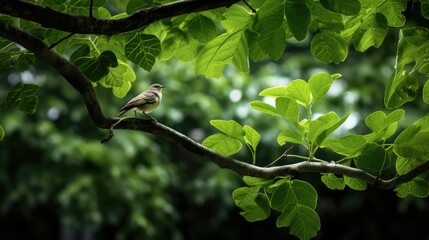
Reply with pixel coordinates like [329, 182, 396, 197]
[119, 91, 159, 112]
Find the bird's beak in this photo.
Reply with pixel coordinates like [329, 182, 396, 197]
[161, 85, 166, 88]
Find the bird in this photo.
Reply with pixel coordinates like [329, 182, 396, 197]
[117, 83, 165, 119]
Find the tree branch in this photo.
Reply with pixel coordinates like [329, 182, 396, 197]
[0, 22, 428, 190]
[0, 0, 239, 35]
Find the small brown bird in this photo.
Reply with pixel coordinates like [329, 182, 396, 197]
[118, 83, 165, 118]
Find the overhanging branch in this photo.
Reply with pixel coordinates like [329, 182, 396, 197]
[0, 0, 239, 34]
[0, 22, 428, 190]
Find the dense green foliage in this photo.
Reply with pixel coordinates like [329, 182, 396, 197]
[1, 0, 429, 239]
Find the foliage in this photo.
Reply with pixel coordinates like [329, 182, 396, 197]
[1, 0, 429, 239]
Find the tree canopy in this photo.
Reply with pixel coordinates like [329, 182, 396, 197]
[1, 0, 429, 239]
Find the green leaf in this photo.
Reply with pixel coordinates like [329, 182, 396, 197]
[322, 135, 367, 157]
[352, 13, 388, 52]
[285, 0, 311, 41]
[187, 15, 217, 43]
[310, 2, 345, 31]
[15, 53, 36, 72]
[195, 31, 245, 78]
[344, 176, 367, 190]
[221, 4, 253, 31]
[99, 61, 134, 87]
[276, 98, 300, 123]
[365, 109, 404, 132]
[255, 0, 284, 31]
[243, 125, 261, 151]
[259, 25, 286, 60]
[113, 81, 131, 99]
[395, 157, 426, 175]
[0, 124, 4, 140]
[210, 119, 244, 139]
[232, 186, 271, 222]
[355, 143, 389, 173]
[277, 130, 303, 145]
[73, 50, 118, 82]
[311, 30, 348, 64]
[286, 80, 311, 107]
[321, 174, 345, 190]
[320, 0, 361, 15]
[243, 176, 274, 186]
[364, 109, 404, 141]
[308, 72, 340, 103]
[202, 133, 242, 156]
[271, 180, 317, 211]
[316, 113, 350, 145]
[394, 116, 429, 159]
[4, 82, 40, 114]
[125, 33, 161, 71]
[384, 70, 419, 109]
[250, 97, 300, 123]
[423, 80, 429, 104]
[276, 204, 320, 240]
[126, 0, 153, 14]
[307, 112, 349, 145]
[395, 179, 429, 198]
[232, 34, 250, 73]
[250, 101, 279, 116]
[376, 0, 406, 27]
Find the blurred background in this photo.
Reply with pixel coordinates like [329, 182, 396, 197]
[1, 27, 429, 240]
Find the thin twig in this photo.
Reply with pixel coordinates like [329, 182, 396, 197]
[48, 33, 75, 49]
[100, 116, 132, 143]
[266, 146, 293, 167]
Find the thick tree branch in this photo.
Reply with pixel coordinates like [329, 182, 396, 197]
[0, 22, 428, 190]
[0, 0, 239, 35]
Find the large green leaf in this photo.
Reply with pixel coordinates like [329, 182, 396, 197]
[395, 157, 426, 175]
[232, 34, 250, 73]
[4, 82, 40, 114]
[73, 50, 118, 82]
[285, 0, 310, 41]
[196, 5, 252, 77]
[277, 130, 303, 145]
[321, 135, 367, 157]
[310, 1, 345, 31]
[232, 186, 271, 222]
[344, 176, 367, 190]
[270, 180, 317, 211]
[259, 25, 286, 60]
[395, 179, 429, 198]
[319, 0, 361, 15]
[124, 33, 161, 71]
[394, 116, 429, 159]
[195, 31, 245, 78]
[210, 119, 244, 139]
[276, 204, 320, 240]
[308, 72, 341, 103]
[187, 14, 217, 43]
[355, 143, 389, 173]
[243, 125, 261, 152]
[364, 109, 404, 141]
[321, 173, 345, 190]
[384, 70, 419, 109]
[311, 30, 348, 64]
[352, 13, 388, 52]
[202, 133, 242, 156]
[376, 0, 406, 27]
